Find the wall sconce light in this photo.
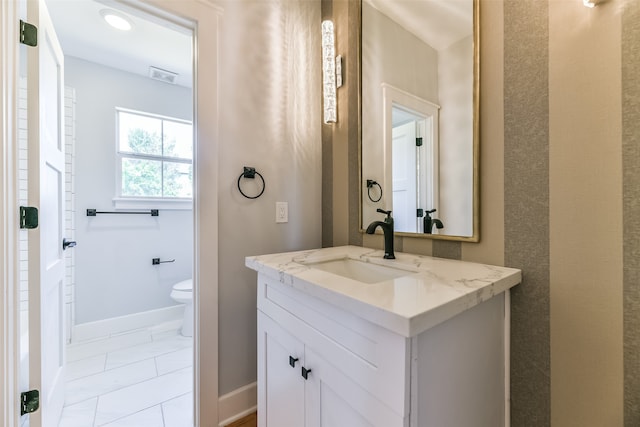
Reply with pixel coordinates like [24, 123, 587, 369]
[322, 20, 337, 123]
[583, 0, 601, 7]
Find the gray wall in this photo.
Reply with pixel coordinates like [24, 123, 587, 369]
[217, 0, 322, 394]
[623, 1, 640, 424]
[438, 35, 473, 237]
[503, 0, 550, 423]
[66, 57, 193, 324]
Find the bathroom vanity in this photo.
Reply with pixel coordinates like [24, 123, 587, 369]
[245, 246, 521, 427]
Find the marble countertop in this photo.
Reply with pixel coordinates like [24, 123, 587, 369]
[245, 245, 521, 337]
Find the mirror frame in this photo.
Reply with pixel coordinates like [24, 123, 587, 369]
[358, 0, 480, 242]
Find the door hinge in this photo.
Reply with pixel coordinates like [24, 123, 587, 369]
[19, 206, 39, 229]
[416, 137, 423, 147]
[417, 208, 424, 218]
[20, 390, 39, 416]
[19, 20, 37, 47]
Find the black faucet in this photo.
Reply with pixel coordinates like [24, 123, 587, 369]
[423, 209, 444, 234]
[366, 208, 395, 259]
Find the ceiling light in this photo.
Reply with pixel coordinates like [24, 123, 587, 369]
[100, 9, 132, 31]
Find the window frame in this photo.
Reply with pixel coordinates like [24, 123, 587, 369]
[115, 107, 193, 206]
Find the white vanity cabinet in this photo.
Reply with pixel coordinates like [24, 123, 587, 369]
[248, 246, 521, 427]
[258, 312, 402, 427]
[256, 273, 507, 427]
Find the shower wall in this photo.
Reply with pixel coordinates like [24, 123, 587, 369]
[64, 86, 76, 342]
[65, 57, 193, 336]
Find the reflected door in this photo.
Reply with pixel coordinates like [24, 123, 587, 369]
[392, 121, 417, 233]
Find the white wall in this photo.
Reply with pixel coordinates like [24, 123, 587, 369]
[65, 57, 193, 325]
[216, 0, 322, 394]
[438, 36, 473, 237]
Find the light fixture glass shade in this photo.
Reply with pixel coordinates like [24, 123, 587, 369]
[322, 20, 337, 123]
[100, 9, 133, 31]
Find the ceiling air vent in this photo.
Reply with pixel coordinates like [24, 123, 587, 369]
[149, 66, 178, 84]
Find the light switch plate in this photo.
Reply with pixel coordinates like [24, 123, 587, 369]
[276, 202, 288, 223]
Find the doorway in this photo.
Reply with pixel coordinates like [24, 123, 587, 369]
[3, 0, 221, 425]
[51, 2, 192, 425]
[9, 2, 220, 425]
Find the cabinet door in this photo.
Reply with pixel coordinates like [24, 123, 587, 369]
[258, 312, 305, 427]
[303, 348, 405, 427]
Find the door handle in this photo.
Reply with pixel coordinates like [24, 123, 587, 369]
[289, 356, 299, 368]
[62, 238, 76, 250]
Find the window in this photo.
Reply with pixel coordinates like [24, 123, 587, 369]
[117, 109, 193, 199]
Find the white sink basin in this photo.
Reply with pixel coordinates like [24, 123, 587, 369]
[304, 258, 413, 284]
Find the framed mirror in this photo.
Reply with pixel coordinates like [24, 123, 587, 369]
[360, 0, 479, 241]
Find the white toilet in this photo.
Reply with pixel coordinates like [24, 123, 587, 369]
[170, 279, 193, 337]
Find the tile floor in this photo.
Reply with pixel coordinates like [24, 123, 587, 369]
[58, 324, 193, 427]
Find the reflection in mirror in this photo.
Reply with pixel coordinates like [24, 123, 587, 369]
[388, 88, 439, 234]
[361, 0, 478, 240]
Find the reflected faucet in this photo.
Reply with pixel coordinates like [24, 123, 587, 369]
[423, 209, 444, 234]
[366, 208, 395, 259]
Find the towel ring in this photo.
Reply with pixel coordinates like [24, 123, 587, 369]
[238, 167, 266, 199]
[366, 179, 383, 203]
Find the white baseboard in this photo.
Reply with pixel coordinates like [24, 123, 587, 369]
[218, 382, 257, 427]
[72, 304, 185, 342]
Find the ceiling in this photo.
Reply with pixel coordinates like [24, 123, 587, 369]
[44, 0, 470, 89]
[365, 0, 473, 51]
[44, 0, 193, 87]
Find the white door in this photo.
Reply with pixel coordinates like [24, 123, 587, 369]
[257, 313, 305, 427]
[392, 121, 418, 233]
[26, 0, 66, 425]
[304, 347, 404, 427]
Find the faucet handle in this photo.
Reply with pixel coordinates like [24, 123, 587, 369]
[376, 208, 393, 225]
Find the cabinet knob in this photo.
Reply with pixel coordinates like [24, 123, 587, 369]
[301, 366, 312, 380]
[289, 356, 299, 368]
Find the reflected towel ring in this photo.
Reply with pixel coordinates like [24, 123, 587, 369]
[238, 166, 266, 199]
[366, 179, 382, 203]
